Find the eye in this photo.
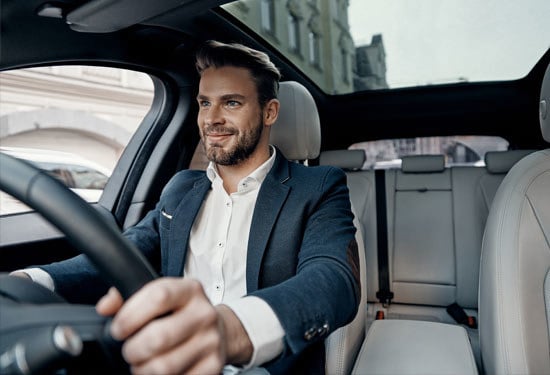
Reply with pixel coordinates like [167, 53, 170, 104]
[198, 100, 210, 107]
[226, 100, 241, 108]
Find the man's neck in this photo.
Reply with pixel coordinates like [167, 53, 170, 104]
[216, 146, 272, 194]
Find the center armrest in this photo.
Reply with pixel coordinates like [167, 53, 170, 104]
[352, 320, 478, 375]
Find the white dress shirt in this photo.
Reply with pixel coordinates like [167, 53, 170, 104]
[186, 148, 284, 368]
[18, 146, 285, 370]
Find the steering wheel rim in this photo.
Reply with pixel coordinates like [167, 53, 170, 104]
[0, 152, 158, 299]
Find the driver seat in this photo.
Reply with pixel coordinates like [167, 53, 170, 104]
[478, 61, 550, 374]
[271, 81, 367, 374]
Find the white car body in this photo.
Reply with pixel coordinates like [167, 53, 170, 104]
[0, 147, 111, 215]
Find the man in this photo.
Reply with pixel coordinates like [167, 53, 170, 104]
[15, 40, 360, 374]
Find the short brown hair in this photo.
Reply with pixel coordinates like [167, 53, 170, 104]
[195, 40, 281, 106]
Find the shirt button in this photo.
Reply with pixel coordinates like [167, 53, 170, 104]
[225, 201, 231, 207]
[215, 285, 221, 290]
[217, 242, 224, 248]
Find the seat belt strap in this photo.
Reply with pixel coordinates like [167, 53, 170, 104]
[375, 169, 393, 305]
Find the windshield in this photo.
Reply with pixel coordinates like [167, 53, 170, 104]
[223, 0, 550, 93]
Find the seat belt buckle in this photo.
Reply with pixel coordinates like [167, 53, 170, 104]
[376, 290, 394, 307]
[446, 303, 477, 329]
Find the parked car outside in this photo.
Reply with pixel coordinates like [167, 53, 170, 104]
[0, 147, 110, 215]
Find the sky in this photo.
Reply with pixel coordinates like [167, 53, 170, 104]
[348, 0, 550, 88]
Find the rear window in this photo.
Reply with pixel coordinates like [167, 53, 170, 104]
[349, 135, 509, 170]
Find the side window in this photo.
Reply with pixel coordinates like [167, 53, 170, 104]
[349, 135, 509, 170]
[0, 66, 154, 215]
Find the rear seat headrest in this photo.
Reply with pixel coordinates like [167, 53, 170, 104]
[319, 149, 365, 170]
[401, 155, 445, 173]
[484, 150, 536, 174]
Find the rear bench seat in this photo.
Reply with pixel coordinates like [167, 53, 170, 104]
[319, 148, 534, 371]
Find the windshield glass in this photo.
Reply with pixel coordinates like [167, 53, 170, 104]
[223, 0, 550, 93]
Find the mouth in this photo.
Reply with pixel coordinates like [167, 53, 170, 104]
[206, 133, 232, 142]
[205, 129, 235, 144]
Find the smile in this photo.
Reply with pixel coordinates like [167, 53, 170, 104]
[207, 133, 232, 139]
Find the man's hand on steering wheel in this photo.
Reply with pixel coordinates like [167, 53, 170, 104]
[95, 278, 253, 374]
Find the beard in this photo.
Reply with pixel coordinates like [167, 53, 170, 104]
[201, 117, 264, 166]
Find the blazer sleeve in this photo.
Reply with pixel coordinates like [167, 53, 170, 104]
[249, 166, 360, 357]
[37, 171, 194, 303]
[37, 205, 161, 303]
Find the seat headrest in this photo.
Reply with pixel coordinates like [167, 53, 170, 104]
[484, 150, 536, 174]
[540, 62, 550, 142]
[269, 81, 321, 160]
[319, 150, 365, 170]
[401, 155, 445, 173]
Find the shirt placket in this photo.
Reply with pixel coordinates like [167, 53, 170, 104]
[211, 189, 232, 305]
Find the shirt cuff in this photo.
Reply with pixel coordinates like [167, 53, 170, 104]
[11, 268, 55, 291]
[223, 296, 285, 369]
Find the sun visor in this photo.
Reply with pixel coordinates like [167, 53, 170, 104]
[66, 0, 230, 33]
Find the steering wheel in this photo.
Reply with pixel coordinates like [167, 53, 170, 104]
[0, 152, 158, 373]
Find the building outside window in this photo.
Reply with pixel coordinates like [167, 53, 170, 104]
[0, 65, 154, 215]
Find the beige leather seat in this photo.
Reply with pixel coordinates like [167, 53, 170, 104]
[271, 81, 367, 374]
[479, 61, 550, 374]
[270, 81, 321, 161]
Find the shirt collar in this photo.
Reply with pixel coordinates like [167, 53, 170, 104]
[206, 145, 277, 187]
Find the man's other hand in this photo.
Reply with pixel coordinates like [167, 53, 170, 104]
[96, 278, 253, 375]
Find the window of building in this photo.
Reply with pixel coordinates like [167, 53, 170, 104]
[288, 14, 301, 53]
[341, 48, 349, 82]
[0, 65, 154, 215]
[260, 0, 275, 34]
[308, 31, 321, 67]
[334, 0, 341, 20]
[349, 136, 509, 170]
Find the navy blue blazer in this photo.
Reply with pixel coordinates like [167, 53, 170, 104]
[42, 151, 360, 373]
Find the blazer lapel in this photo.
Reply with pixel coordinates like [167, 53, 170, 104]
[166, 175, 211, 277]
[246, 153, 291, 292]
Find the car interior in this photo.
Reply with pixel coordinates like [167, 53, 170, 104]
[1, 0, 549, 374]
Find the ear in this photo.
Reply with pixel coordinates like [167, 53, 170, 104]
[263, 99, 280, 127]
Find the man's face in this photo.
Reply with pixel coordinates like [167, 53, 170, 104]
[197, 66, 265, 166]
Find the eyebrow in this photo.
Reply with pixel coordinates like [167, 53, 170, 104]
[196, 93, 246, 101]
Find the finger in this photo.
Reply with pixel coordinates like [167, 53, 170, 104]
[96, 287, 123, 316]
[129, 329, 225, 375]
[122, 292, 218, 364]
[110, 278, 201, 340]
